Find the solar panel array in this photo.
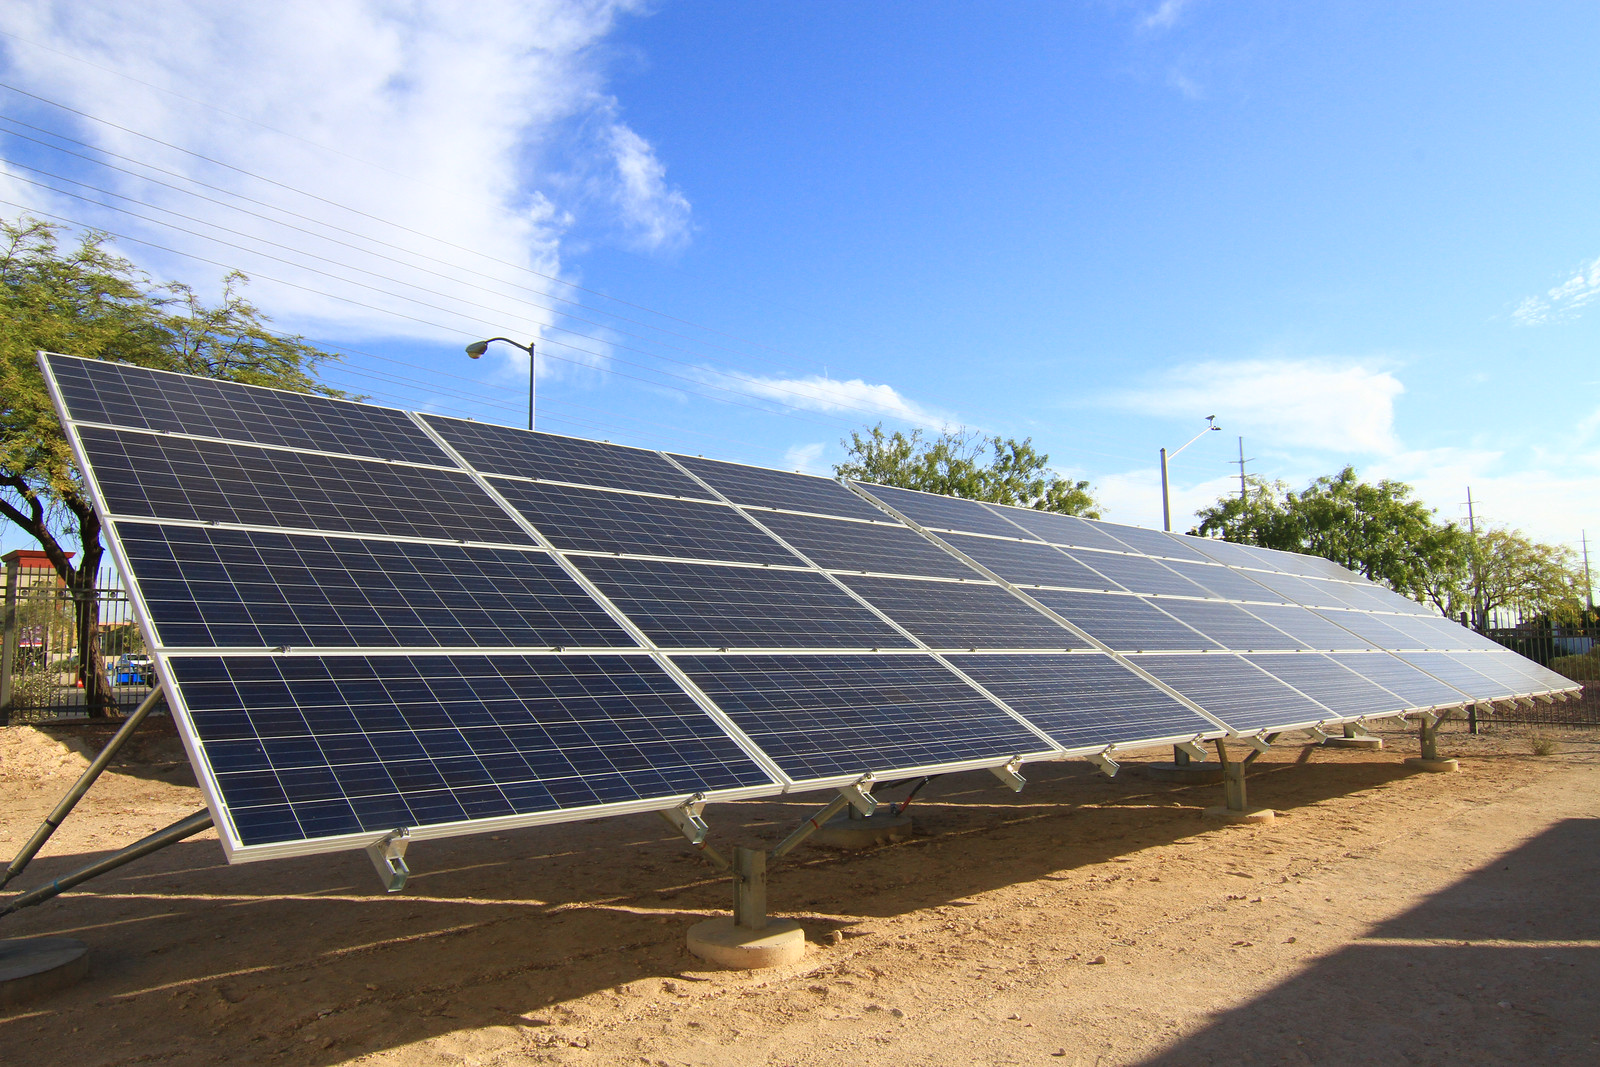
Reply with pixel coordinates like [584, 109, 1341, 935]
[43, 354, 1580, 863]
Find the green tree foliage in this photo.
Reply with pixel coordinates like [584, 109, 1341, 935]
[835, 424, 1099, 517]
[1195, 466, 1585, 628]
[0, 217, 342, 715]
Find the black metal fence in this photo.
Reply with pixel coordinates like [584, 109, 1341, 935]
[0, 555, 157, 725]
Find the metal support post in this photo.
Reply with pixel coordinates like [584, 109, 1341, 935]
[1172, 744, 1190, 767]
[1215, 738, 1247, 812]
[731, 846, 767, 931]
[0, 555, 18, 721]
[1, 684, 166, 889]
[2, 809, 212, 917]
[1418, 713, 1442, 761]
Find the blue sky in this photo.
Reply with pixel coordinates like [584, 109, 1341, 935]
[1, 1, 1597, 578]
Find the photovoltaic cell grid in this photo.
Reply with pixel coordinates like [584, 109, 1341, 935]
[49, 356, 450, 465]
[422, 414, 712, 499]
[171, 654, 774, 847]
[43, 353, 1579, 861]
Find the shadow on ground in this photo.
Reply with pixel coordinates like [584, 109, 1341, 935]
[0, 735, 1471, 1064]
[1138, 818, 1600, 1065]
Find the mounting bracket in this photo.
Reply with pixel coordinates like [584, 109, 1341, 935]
[659, 793, 710, 846]
[1306, 725, 1331, 744]
[1087, 750, 1119, 779]
[1175, 739, 1208, 763]
[1536, 693, 1555, 705]
[840, 773, 878, 817]
[990, 756, 1027, 791]
[1242, 733, 1274, 755]
[366, 828, 411, 893]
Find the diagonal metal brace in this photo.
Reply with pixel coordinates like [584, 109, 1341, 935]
[991, 756, 1027, 790]
[366, 828, 411, 893]
[772, 774, 876, 861]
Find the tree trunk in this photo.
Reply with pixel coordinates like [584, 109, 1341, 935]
[70, 508, 113, 719]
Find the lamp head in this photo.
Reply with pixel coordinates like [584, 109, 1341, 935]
[465, 340, 489, 359]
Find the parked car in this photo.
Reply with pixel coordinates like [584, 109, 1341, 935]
[112, 654, 153, 685]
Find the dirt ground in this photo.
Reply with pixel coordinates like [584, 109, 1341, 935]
[1, 714, 1597, 1066]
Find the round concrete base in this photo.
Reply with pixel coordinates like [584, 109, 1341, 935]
[808, 812, 915, 850]
[1141, 761, 1227, 785]
[1322, 737, 1383, 750]
[0, 938, 88, 1007]
[1202, 806, 1276, 824]
[1405, 756, 1459, 773]
[686, 917, 806, 969]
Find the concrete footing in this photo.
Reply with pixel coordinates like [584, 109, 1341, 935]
[0, 938, 88, 1007]
[1321, 737, 1383, 750]
[1405, 756, 1460, 773]
[1142, 761, 1227, 785]
[1202, 806, 1276, 824]
[686, 917, 805, 969]
[808, 812, 915, 850]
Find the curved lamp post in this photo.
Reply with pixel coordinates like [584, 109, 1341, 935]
[1160, 415, 1220, 532]
[465, 337, 536, 431]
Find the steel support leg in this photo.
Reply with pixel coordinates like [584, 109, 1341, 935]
[1216, 738, 1247, 812]
[2, 809, 212, 917]
[1, 685, 166, 889]
[731, 846, 767, 931]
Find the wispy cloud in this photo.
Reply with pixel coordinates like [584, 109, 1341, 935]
[1106, 359, 1405, 454]
[1139, 0, 1195, 32]
[783, 442, 829, 475]
[1512, 254, 1600, 326]
[0, 1, 683, 348]
[715, 372, 952, 427]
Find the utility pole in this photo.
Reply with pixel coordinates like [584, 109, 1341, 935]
[1583, 530, 1594, 613]
[1233, 436, 1253, 500]
[1466, 487, 1484, 632]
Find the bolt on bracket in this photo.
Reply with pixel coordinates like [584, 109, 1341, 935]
[659, 793, 710, 846]
[366, 828, 411, 893]
[1306, 724, 1331, 744]
[1087, 750, 1119, 779]
[990, 756, 1027, 791]
[1242, 733, 1274, 755]
[840, 773, 878, 817]
[1175, 739, 1208, 763]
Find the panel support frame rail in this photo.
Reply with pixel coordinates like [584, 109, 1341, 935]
[1, 684, 168, 890]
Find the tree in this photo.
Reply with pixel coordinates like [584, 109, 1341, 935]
[1463, 528, 1586, 632]
[835, 424, 1099, 517]
[0, 217, 343, 716]
[1192, 475, 1300, 550]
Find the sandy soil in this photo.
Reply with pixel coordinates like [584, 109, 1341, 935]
[1, 715, 1598, 1066]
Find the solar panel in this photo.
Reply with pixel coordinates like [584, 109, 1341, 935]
[1245, 570, 1351, 608]
[672, 455, 887, 520]
[1131, 653, 1335, 733]
[45, 353, 1578, 869]
[1154, 598, 1307, 651]
[755, 511, 980, 579]
[671, 652, 1052, 783]
[947, 653, 1219, 748]
[1092, 522, 1215, 563]
[857, 483, 1037, 539]
[571, 556, 912, 650]
[490, 479, 799, 566]
[423, 415, 713, 499]
[1069, 549, 1217, 598]
[1161, 560, 1290, 603]
[1327, 652, 1471, 709]
[79, 427, 537, 545]
[1317, 609, 1428, 649]
[1028, 589, 1219, 652]
[1395, 652, 1516, 702]
[173, 653, 775, 849]
[995, 506, 1137, 554]
[1251, 547, 1363, 584]
[49, 354, 449, 465]
[1245, 653, 1415, 717]
[1242, 604, 1378, 651]
[836, 574, 1092, 650]
[940, 533, 1115, 590]
[118, 523, 638, 650]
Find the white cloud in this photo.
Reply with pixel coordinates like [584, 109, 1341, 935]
[1512, 254, 1600, 326]
[1106, 359, 1405, 454]
[1140, 0, 1194, 32]
[714, 372, 952, 427]
[783, 442, 829, 476]
[0, 1, 683, 350]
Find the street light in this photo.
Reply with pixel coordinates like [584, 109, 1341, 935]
[1159, 415, 1220, 533]
[465, 337, 536, 431]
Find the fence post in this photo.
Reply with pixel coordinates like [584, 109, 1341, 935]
[0, 555, 19, 725]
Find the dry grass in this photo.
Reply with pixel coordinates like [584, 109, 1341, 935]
[1527, 727, 1561, 756]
